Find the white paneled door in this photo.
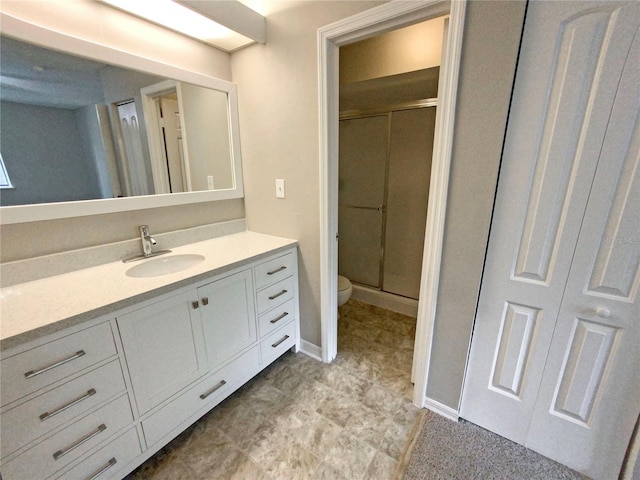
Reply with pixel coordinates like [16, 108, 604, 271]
[460, 2, 640, 479]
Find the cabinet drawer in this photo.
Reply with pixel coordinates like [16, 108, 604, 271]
[1, 360, 126, 459]
[256, 277, 295, 314]
[142, 347, 260, 447]
[260, 321, 296, 365]
[258, 298, 296, 338]
[56, 427, 141, 480]
[1, 394, 133, 480]
[1, 322, 117, 407]
[254, 252, 294, 289]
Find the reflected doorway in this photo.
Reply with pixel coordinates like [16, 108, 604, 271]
[155, 93, 187, 193]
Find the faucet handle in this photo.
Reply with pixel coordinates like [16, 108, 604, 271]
[139, 225, 150, 236]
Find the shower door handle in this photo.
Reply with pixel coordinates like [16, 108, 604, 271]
[342, 204, 386, 213]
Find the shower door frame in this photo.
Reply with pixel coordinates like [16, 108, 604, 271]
[339, 99, 438, 297]
[318, 0, 466, 413]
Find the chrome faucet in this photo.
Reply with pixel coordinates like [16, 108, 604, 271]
[140, 225, 156, 257]
[123, 225, 171, 263]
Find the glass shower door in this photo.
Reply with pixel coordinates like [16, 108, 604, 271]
[338, 115, 388, 288]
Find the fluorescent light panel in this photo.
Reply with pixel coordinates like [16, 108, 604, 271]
[100, 0, 254, 51]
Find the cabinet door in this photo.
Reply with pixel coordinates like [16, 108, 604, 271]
[198, 269, 257, 368]
[117, 292, 206, 414]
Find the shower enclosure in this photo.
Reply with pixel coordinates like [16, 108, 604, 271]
[338, 103, 436, 300]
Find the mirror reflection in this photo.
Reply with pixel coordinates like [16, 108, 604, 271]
[0, 36, 235, 207]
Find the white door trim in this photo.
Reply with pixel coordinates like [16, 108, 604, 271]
[141, 80, 177, 194]
[318, 0, 466, 409]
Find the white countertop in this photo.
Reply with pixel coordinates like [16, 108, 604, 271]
[0, 231, 297, 350]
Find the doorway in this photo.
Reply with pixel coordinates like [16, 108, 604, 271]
[318, 1, 466, 408]
[140, 80, 188, 195]
[155, 92, 187, 193]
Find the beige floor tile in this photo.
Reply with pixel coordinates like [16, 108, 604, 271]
[312, 462, 350, 480]
[291, 411, 343, 456]
[323, 431, 378, 480]
[240, 419, 290, 466]
[291, 379, 332, 410]
[214, 450, 266, 480]
[380, 419, 415, 460]
[343, 405, 391, 449]
[264, 441, 322, 480]
[365, 451, 399, 480]
[362, 383, 403, 417]
[316, 390, 361, 427]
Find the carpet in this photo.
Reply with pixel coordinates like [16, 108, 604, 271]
[398, 412, 589, 480]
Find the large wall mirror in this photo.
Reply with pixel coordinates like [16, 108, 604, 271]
[0, 14, 244, 225]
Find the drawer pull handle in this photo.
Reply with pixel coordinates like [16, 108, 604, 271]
[269, 289, 288, 300]
[272, 335, 290, 348]
[53, 423, 107, 460]
[86, 457, 117, 480]
[199, 380, 227, 400]
[202, 297, 209, 306]
[267, 266, 287, 275]
[40, 388, 97, 421]
[270, 312, 289, 324]
[25, 350, 86, 379]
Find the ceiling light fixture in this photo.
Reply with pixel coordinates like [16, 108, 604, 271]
[99, 0, 259, 52]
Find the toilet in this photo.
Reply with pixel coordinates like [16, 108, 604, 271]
[337, 275, 353, 307]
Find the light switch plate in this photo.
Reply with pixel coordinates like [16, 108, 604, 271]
[276, 179, 285, 198]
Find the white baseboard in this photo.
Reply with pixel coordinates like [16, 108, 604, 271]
[423, 396, 460, 422]
[299, 339, 323, 362]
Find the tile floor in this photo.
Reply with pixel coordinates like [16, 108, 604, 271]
[125, 298, 421, 480]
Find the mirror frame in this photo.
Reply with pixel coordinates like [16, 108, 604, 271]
[0, 12, 244, 225]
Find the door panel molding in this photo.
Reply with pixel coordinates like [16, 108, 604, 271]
[513, 6, 623, 285]
[551, 318, 619, 426]
[489, 302, 540, 399]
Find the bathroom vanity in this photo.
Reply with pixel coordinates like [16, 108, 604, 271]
[0, 232, 299, 480]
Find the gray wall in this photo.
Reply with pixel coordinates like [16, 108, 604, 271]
[425, 0, 527, 409]
[0, 101, 103, 206]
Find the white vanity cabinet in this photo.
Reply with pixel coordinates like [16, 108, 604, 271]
[0, 240, 299, 480]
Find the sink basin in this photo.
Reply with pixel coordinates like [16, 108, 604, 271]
[126, 254, 205, 278]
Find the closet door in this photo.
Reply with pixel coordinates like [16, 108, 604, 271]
[526, 27, 640, 479]
[460, 2, 639, 479]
